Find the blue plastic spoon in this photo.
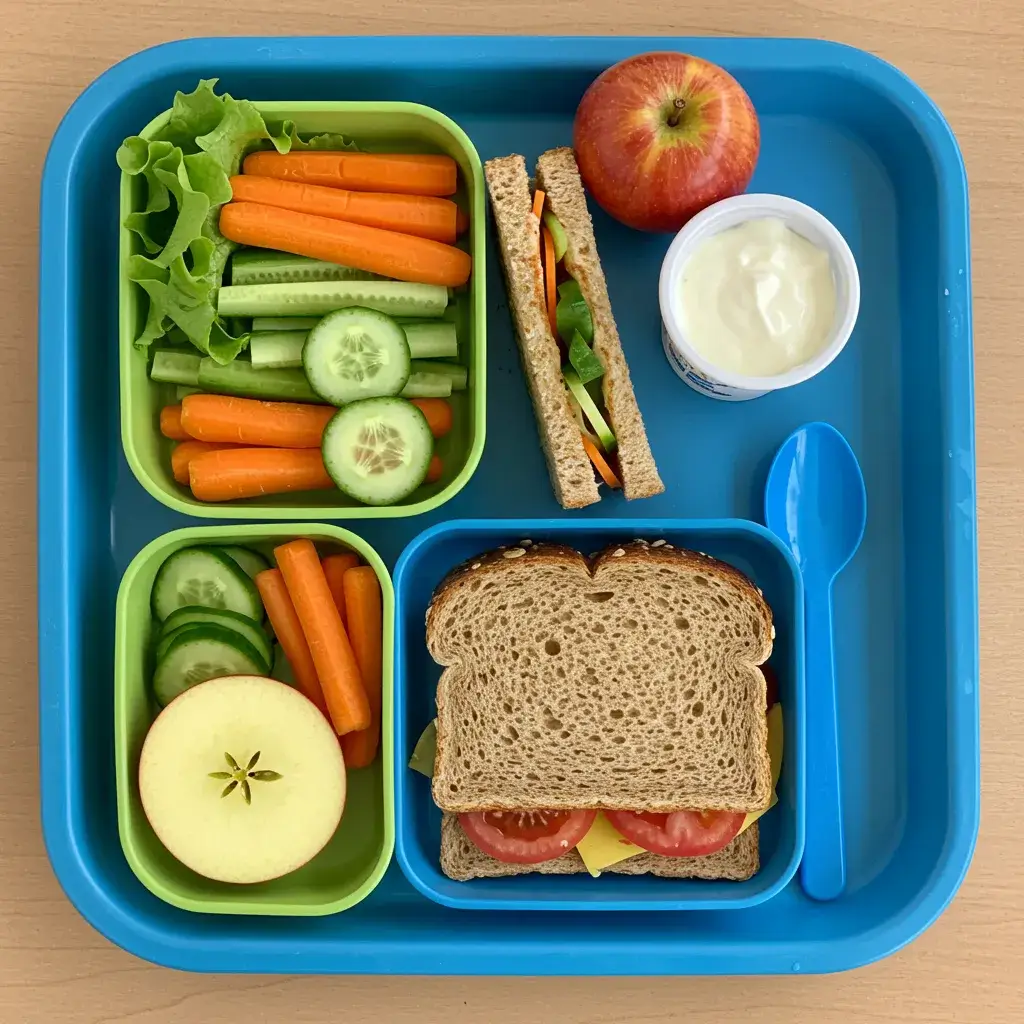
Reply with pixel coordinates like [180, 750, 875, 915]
[764, 422, 867, 902]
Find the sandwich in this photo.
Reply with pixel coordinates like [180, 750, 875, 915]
[485, 148, 664, 509]
[415, 539, 781, 882]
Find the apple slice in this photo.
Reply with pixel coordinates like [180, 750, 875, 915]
[139, 675, 346, 884]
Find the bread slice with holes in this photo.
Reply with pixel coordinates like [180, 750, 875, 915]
[428, 540, 774, 816]
[484, 149, 664, 508]
[439, 813, 760, 881]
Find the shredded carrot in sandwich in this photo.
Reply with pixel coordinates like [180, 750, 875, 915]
[531, 189, 546, 220]
[581, 434, 621, 489]
[542, 224, 558, 334]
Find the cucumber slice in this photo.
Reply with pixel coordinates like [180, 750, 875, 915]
[152, 547, 264, 623]
[409, 360, 468, 390]
[563, 367, 616, 452]
[158, 607, 272, 672]
[151, 350, 201, 386]
[322, 398, 433, 506]
[231, 250, 381, 287]
[403, 321, 457, 359]
[152, 624, 266, 706]
[303, 307, 411, 405]
[197, 358, 324, 403]
[250, 331, 307, 369]
[219, 545, 272, 580]
[252, 316, 321, 332]
[218, 281, 449, 320]
[543, 210, 569, 262]
[400, 373, 452, 398]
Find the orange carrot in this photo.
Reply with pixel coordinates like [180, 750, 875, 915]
[425, 454, 443, 484]
[581, 434, 622, 490]
[159, 405, 190, 440]
[410, 397, 453, 438]
[242, 151, 457, 196]
[542, 225, 557, 335]
[229, 176, 462, 244]
[189, 448, 334, 502]
[220, 202, 471, 288]
[455, 208, 470, 236]
[531, 189, 546, 220]
[339, 566, 384, 768]
[255, 568, 329, 718]
[180, 394, 334, 448]
[323, 553, 360, 627]
[275, 540, 370, 736]
[170, 440, 241, 485]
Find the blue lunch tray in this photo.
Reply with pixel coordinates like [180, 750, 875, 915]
[38, 35, 979, 975]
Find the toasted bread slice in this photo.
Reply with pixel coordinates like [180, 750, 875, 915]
[429, 541, 774, 815]
[535, 148, 664, 501]
[439, 813, 760, 881]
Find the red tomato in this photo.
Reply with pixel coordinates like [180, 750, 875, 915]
[762, 663, 779, 711]
[459, 809, 597, 864]
[605, 809, 746, 857]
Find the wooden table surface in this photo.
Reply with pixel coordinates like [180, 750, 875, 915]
[3, 0, 1021, 1020]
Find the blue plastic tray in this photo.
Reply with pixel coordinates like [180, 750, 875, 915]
[38, 35, 978, 975]
[394, 519, 806, 912]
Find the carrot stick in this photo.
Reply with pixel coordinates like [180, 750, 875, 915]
[339, 566, 384, 768]
[180, 394, 334, 448]
[229, 176, 461, 243]
[531, 189, 546, 220]
[255, 569, 329, 718]
[409, 397, 453, 438]
[581, 434, 621, 489]
[425, 454, 443, 483]
[542, 225, 557, 335]
[170, 440, 241, 485]
[455, 208, 470, 236]
[220, 202, 471, 288]
[189, 448, 334, 502]
[160, 405, 190, 440]
[274, 540, 371, 735]
[242, 151, 457, 197]
[323, 553, 361, 627]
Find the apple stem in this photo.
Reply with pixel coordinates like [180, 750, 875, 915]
[666, 98, 686, 128]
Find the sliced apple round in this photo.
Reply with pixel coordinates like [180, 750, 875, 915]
[139, 675, 346, 884]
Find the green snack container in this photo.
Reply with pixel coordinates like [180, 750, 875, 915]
[119, 102, 486, 518]
[114, 524, 394, 915]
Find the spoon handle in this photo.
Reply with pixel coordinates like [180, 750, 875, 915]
[800, 581, 847, 901]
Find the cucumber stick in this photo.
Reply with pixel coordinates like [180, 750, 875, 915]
[197, 358, 324, 403]
[252, 316, 321, 332]
[403, 322, 457, 359]
[231, 250, 381, 287]
[151, 350, 201, 386]
[218, 281, 449, 320]
[250, 331, 307, 370]
[410, 360, 468, 390]
[400, 373, 452, 398]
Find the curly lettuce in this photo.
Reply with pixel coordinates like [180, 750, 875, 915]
[118, 79, 357, 363]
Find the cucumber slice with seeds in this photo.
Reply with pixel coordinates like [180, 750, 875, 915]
[322, 397, 433, 506]
[218, 281, 449, 319]
[152, 547, 264, 623]
[152, 624, 266, 706]
[219, 545, 272, 580]
[303, 307, 411, 405]
[158, 607, 272, 673]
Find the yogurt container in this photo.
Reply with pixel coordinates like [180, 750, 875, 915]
[659, 194, 860, 401]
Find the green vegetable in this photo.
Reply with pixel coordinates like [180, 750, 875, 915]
[151, 349, 201, 386]
[568, 330, 604, 385]
[408, 719, 438, 777]
[555, 279, 594, 346]
[118, 80, 358, 362]
[543, 210, 568, 262]
[563, 367, 616, 452]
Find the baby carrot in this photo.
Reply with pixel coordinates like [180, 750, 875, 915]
[170, 440, 241, 485]
[189, 448, 334, 502]
[275, 539, 370, 735]
[229, 176, 462, 243]
[242, 151, 457, 197]
[425, 454, 444, 484]
[455, 208, 470, 236]
[409, 398, 453, 439]
[180, 394, 334, 448]
[339, 566, 384, 768]
[159, 405, 190, 440]
[220, 202, 472, 288]
[323, 552, 360, 627]
[255, 568, 329, 718]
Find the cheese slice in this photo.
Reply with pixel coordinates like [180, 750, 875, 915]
[576, 704, 784, 877]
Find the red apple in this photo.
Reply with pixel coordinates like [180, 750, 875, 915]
[574, 52, 760, 233]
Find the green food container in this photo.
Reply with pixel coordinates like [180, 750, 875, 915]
[114, 524, 394, 915]
[119, 102, 486, 519]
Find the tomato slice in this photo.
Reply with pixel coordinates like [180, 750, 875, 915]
[605, 809, 745, 858]
[459, 809, 597, 864]
[762, 663, 779, 711]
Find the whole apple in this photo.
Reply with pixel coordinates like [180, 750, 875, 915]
[574, 52, 760, 233]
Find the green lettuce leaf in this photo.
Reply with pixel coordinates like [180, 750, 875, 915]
[568, 330, 605, 385]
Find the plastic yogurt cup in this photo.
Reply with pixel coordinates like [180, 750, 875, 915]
[659, 194, 860, 402]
